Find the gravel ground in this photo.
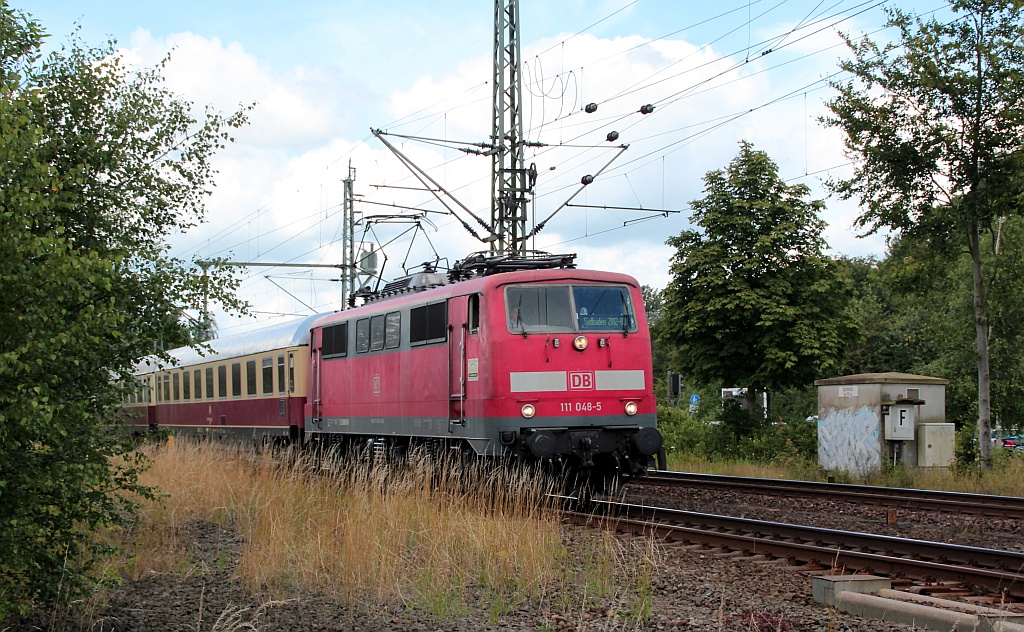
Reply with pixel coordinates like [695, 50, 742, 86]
[10, 520, 914, 632]
[8, 481, 1021, 631]
[619, 481, 1024, 552]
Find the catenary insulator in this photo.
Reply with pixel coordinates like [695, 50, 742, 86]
[585, 102, 598, 113]
[581, 175, 595, 185]
[639, 104, 655, 114]
[606, 131, 620, 142]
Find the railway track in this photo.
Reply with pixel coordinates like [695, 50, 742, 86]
[568, 499, 1024, 599]
[635, 470, 1024, 519]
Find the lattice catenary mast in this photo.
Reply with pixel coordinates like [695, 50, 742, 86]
[491, 0, 532, 256]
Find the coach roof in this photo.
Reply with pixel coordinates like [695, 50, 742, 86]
[136, 312, 329, 373]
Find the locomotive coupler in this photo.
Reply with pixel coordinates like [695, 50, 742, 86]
[580, 436, 594, 468]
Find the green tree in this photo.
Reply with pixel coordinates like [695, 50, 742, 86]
[824, 0, 1024, 460]
[0, 3, 247, 615]
[661, 142, 853, 424]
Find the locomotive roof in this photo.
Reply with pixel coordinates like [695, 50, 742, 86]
[311, 267, 640, 329]
[135, 267, 640, 374]
[135, 311, 330, 374]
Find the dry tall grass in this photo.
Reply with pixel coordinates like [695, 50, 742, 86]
[126, 439, 657, 621]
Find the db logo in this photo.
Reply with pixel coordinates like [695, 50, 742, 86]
[568, 371, 594, 390]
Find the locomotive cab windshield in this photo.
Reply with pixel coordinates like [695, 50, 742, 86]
[505, 284, 637, 334]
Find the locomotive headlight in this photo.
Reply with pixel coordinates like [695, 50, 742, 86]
[573, 335, 589, 351]
[624, 401, 638, 416]
[521, 404, 536, 418]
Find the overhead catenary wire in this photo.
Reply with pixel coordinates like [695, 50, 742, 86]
[188, 1, 959, 329]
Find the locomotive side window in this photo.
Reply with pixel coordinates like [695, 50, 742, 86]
[322, 323, 348, 359]
[277, 355, 285, 393]
[246, 360, 257, 396]
[573, 286, 636, 332]
[218, 365, 227, 399]
[182, 370, 190, 401]
[355, 319, 370, 353]
[206, 367, 215, 400]
[385, 312, 401, 349]
[369, 315, 386, 351]
[194, 369, 202, 400]
[506, 286, 573, 332]
[468, 294, 480, 334]
[410, 302, 447, 346]
[262, 357, 273, 395]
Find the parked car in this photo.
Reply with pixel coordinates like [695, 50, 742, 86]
[1002, 435, 1023, 450]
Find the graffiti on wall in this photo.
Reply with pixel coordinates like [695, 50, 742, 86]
[818, 406, 881, 475]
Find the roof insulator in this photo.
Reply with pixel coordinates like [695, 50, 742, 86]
[606, 131, 620, 142]
[585, 102, 598, 113]
[581, 175, 595, 185]
[639, 104, 655, 114]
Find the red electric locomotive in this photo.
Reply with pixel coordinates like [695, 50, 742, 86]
[128, 255, 663, 483]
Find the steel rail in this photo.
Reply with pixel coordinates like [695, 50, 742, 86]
[637, 471, 1024, 519]
[572, 500, 1024, 598]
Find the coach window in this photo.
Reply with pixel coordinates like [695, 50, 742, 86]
[385, 312, 401, 349]
[173, 372, 180, 402]
[277, 355, 285, 394]
[206, 367, 215, 400]
[262, 357, 273, 395]
[288, 353, 295, 393]
[156, 376, 163, 402]
[194, 369, 202, 400]
[163, 374, 171, 402]
[355, 318, 370, 353]
[246, 360, 257, 397]
[218, 365, 227, 399]
[468, 294, 480, 334]
[370, 315, 386, 352]
[322, 323, 348, 359]
[232, 363, 242, 398]
[410, 302, 447, 346]
[182, 370, 190, 401]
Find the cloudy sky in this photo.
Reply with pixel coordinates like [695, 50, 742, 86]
[31, 0, 949, 335]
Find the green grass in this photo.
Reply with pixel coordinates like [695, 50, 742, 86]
[666, 450, 1024, 496]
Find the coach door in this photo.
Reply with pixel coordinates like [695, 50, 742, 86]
[448, 295, 469, 429]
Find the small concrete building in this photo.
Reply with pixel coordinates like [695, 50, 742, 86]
[814, 372, 953, 476]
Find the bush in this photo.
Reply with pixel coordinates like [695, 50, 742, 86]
[657, 403, 818, 465]
[953, 422, 980, 474]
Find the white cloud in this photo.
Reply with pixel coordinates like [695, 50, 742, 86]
[110, 19, 890, 331]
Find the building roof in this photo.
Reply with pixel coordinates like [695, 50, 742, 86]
[814, 372, 949, 386]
